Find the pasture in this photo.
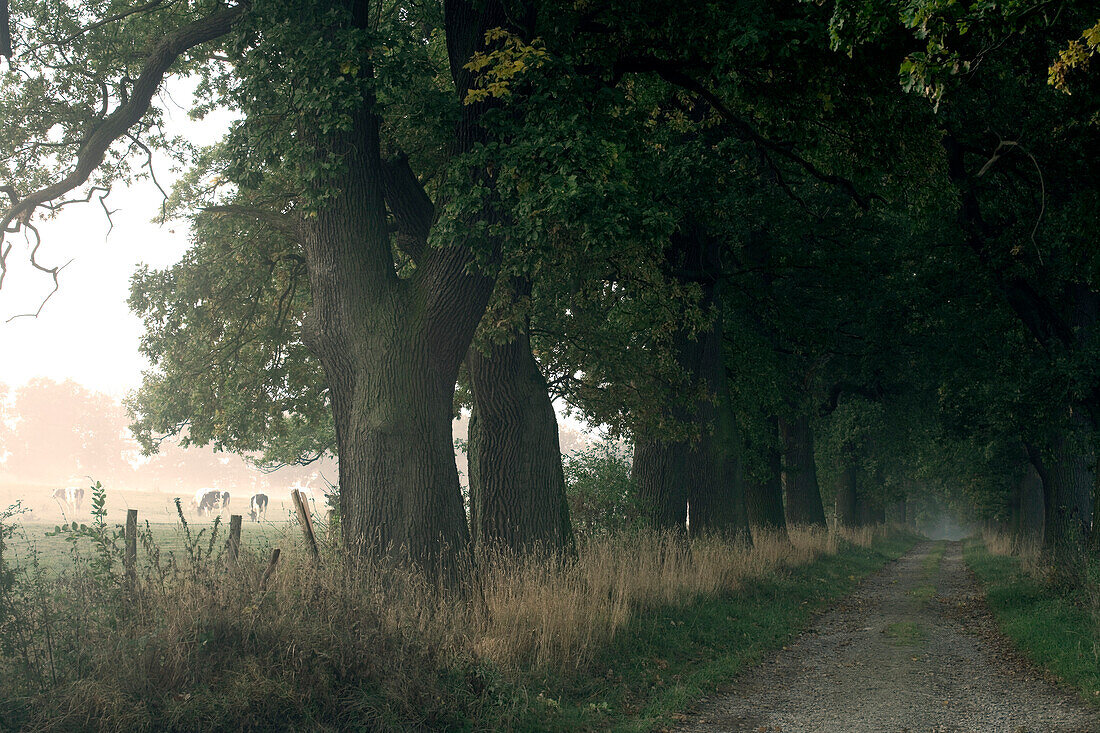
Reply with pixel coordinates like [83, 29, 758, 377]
[0, 483, 323, 573]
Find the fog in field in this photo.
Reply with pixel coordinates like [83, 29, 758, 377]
[0, 378, 594, 524]
[917, 511, 974, 541]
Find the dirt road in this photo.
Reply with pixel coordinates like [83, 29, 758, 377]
[678, 541, 1100, 733]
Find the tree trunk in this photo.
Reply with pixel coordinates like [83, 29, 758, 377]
[631, 439, 688, 531]
[1027, 434, 1093, 573]
[296, 0, 509, 574]
[630, 224, 750, 538]
[744, 417, 786, 532]
[890, 499, 907, 525]
[835, 454, 859, 528]
[467, 322, 574, 555]
[686, 392, 749, 538]
[684, 292, 749, 539]
[1016, 464, 1045, 542]
[780, 414, 827, 526]
[1041, 436, 1094, 552]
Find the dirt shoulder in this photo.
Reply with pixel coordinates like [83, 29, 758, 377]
[676, 541, 1100, 733]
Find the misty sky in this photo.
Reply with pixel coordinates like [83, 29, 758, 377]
[1, 85, 230, 397]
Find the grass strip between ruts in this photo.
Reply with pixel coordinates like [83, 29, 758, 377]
[512, 532, 918, 732]
[963, 538, 1100, 709]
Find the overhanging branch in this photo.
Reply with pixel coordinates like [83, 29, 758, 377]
[0, 1, 247, 289]
[614, 57, 880, 210]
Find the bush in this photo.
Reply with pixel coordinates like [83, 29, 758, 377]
[562, 441, 638, 538]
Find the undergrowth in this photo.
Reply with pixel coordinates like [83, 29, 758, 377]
[0, 487, 915, 731]
[967, 533, 1100, 707]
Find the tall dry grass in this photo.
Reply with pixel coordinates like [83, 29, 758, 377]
[981, 527, 1044, 576]
[1, 522, 876, 730]
[471, 525, 845, 674]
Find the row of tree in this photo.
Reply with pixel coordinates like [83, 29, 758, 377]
[1, 0, 1097, 574]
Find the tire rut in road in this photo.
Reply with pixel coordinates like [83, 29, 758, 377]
[676, 541, 1100, 733]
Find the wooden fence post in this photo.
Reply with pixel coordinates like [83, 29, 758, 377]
[228, 514, 242, 565]
[260, 548, 281, 590]
[291, 489, 320, 560]
[124, 508, 137, 588]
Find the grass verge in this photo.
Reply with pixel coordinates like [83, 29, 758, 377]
[0, 514, 916, 732]
[522, 531, 916, 732]
[964, 537, 1100, 706]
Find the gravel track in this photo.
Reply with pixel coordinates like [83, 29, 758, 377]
[676, 541, 1100, 733]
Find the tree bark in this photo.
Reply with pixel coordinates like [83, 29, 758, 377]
[1027, 433, 1093, 564]
[779, 414, 827, 526]
[1041, 436, 1094, 551]
[684, 294, 750, 538]
[744, 417, 787, 532]
[467, 322, 574, 555]
[631, 438, 689, 531]
[1016, 463, 1045, 541]
[630, 225, 750, 538]
[835, 451, 859, 528]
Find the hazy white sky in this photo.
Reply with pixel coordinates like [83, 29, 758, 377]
[1, 86, 230, 398]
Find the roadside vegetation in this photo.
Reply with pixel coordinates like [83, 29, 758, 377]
[965, 533, 1100, 706]
[0, 485, 914, 731]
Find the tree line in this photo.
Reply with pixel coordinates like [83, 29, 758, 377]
[0, 379, 333, 495]
[1, 0, 1097, 576]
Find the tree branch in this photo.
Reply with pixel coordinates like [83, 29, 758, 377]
[614, 57, 881, 210]
[381, 152, 434, 265]
[0, 1, 247, 288]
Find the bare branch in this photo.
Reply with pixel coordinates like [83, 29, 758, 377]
[5, 222, 74, 322]
[0, 1, 248, 292]
[126, 133, 170, 222]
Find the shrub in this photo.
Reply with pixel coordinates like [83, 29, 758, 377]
[562, 441, 638, 538]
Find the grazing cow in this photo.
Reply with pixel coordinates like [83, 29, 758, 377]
[249, 493, 269, 522]
[192, 489, 224, 517]
[51, 486, 84, 513]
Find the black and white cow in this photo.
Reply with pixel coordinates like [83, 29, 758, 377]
[249, 493, 269, 522]
[51, 486, 84, 513]
[192, 489, 229, 517]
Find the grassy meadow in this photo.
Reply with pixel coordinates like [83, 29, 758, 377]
[0, 482, 322, 572]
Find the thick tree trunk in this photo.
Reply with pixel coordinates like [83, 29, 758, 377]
[1015, 464, 1045, 541]
[630, 225, 749, 538]
[295, 0, 509, 574]
[888, 499, 907, 525]
[1041, 437, 1094, 552]
[744, 417, 787, 532]
[631, 439, 688, 531]
[686, 393, 749, 538]
[780, 415, 827, 526]
[1027, 435, 1093, 570]
[685, 298, 750, 538]
[835, 454, 859, 528]
[467, 324, 574, 555]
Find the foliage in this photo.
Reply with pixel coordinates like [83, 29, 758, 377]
[1049, 20, 1100, 94]
[562, 441, 638, 538]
